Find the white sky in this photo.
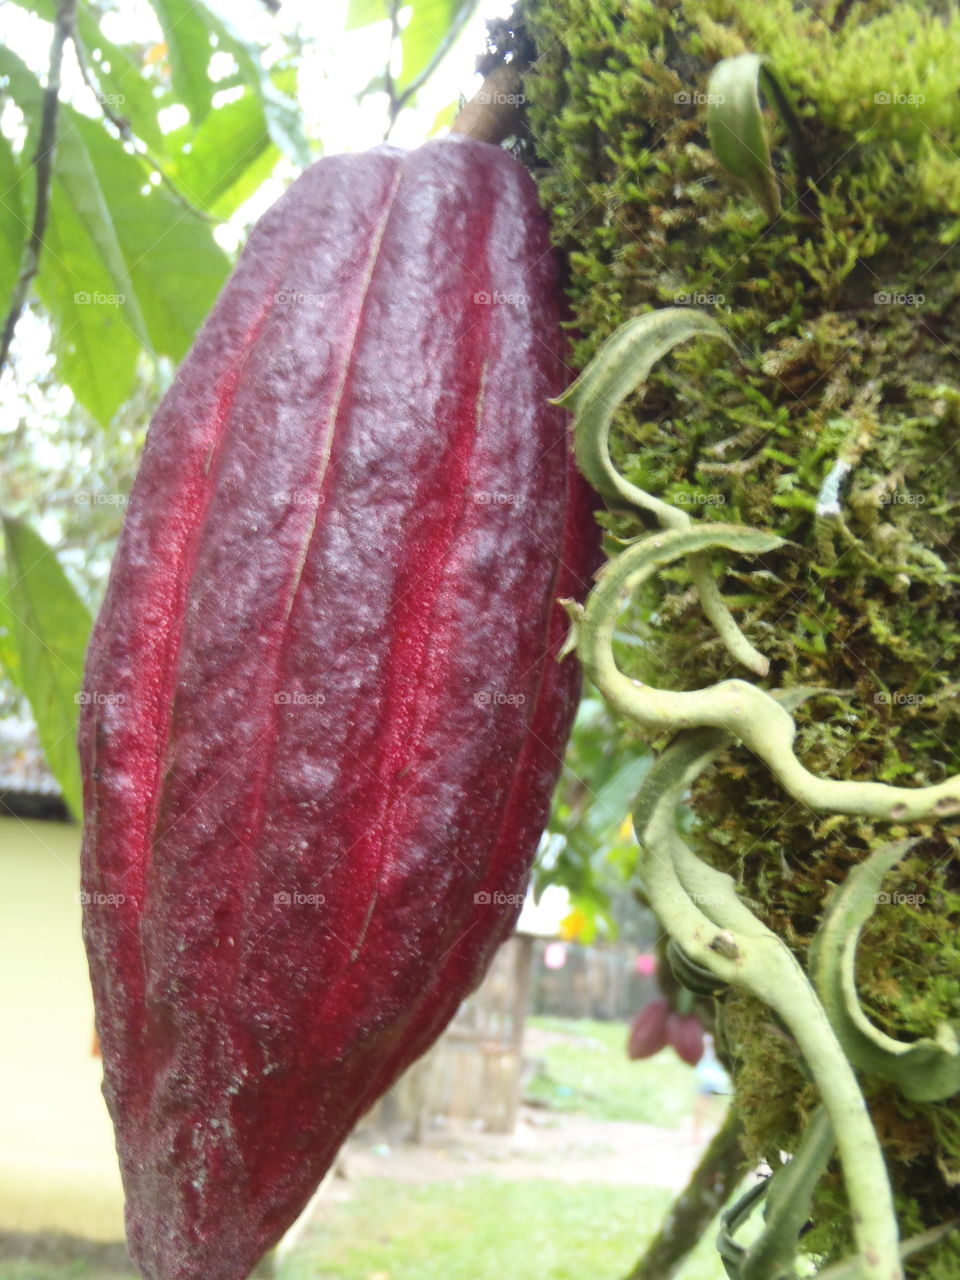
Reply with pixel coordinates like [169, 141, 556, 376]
[1, 0, 517, 161]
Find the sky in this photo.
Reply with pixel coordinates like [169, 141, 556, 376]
[1, 0, 518, 164]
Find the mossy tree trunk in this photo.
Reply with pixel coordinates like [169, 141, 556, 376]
[504, 1, 960, 1274]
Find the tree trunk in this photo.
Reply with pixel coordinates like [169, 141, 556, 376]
[624, 1107, 745, 1280]
[505, 1, 960, 1273]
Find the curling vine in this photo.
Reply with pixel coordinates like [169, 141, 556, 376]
[555, 308, 960, 1280]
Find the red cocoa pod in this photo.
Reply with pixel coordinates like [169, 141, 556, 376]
[79, 135, 599, 1280]
[666, 1011, 706, 1066]
[628, 997, 671, 1060]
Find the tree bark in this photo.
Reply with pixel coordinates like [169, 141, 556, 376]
[624, 1108, 745, 1280]
[506, 0, 960, 1272]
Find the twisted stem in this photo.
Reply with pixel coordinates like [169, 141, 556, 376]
[567, 523, 960, 822]
[631, 731, 902, 1280]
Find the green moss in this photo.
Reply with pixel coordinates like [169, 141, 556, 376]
[516, 0, 960, 1268]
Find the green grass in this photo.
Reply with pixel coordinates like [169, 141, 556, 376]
[0, 1263, 137, 1280]
[0, 1017, 722, 1280]
[281, 1177, 731, 1280]
[0, 1180, 732, 1280]
[524, 1016, 701, 1126]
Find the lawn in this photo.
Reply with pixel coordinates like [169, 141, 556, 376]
[0, 1013, 731, 1280]
[282, 1177, 732, 1280]
[0, 1178, 733, 1280]
[524, 1015, 704, 1127]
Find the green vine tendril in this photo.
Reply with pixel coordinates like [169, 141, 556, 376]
[558, 308, 960, 1280]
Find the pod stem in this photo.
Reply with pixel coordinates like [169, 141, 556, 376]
[451, 63, 527, 144]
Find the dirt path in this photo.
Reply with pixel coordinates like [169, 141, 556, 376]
[340, 1104, 719, 1192]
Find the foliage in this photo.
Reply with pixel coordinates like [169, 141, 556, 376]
[541, 691, 654, 940]
[1, 514, 89, 816]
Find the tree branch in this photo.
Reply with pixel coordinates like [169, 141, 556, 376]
[622, 1107, 745, 1280]
[383, 0, 480, 139]
[0, 0, 78, 378]
[70, 30, 216, 225]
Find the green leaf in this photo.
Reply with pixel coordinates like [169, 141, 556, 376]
[51, 106, 153, 350]
[0, 132, 25, 315]
[707, 54, 781, 221]
[199, 11, 311, 167]
[1, 516, 92, 821]
[151, 0, 217, 124]
[571, 754, 652, 848]
[0, 43, 44, 116]
[170, 92, 274, 215]
[397, 0, 476, 95]
[71, 113, 230, 361]
[346, 0, 387, 30]
[707, 53, 808, 223]
[74, 11, 171, 156]
[430, 98, 459, 136]
[27, 100, 142, 422]
[0, 566, 23, 687]
[35, 108, 229, 423]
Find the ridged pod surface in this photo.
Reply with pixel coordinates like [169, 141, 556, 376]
[79, 136, 599, 1280]
[667, 1012, 706, 1067]
[627, 997, 671, 1061]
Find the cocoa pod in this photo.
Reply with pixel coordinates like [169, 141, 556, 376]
[79, 136, 599, 1280]
[628, 997, 671, 1060]
[667, 1011, 706, 1066]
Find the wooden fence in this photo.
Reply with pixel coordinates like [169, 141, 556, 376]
[362, 936, 657, 1140]
[529, 939, 656, 1021]
[362, 934, 533, 1139]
